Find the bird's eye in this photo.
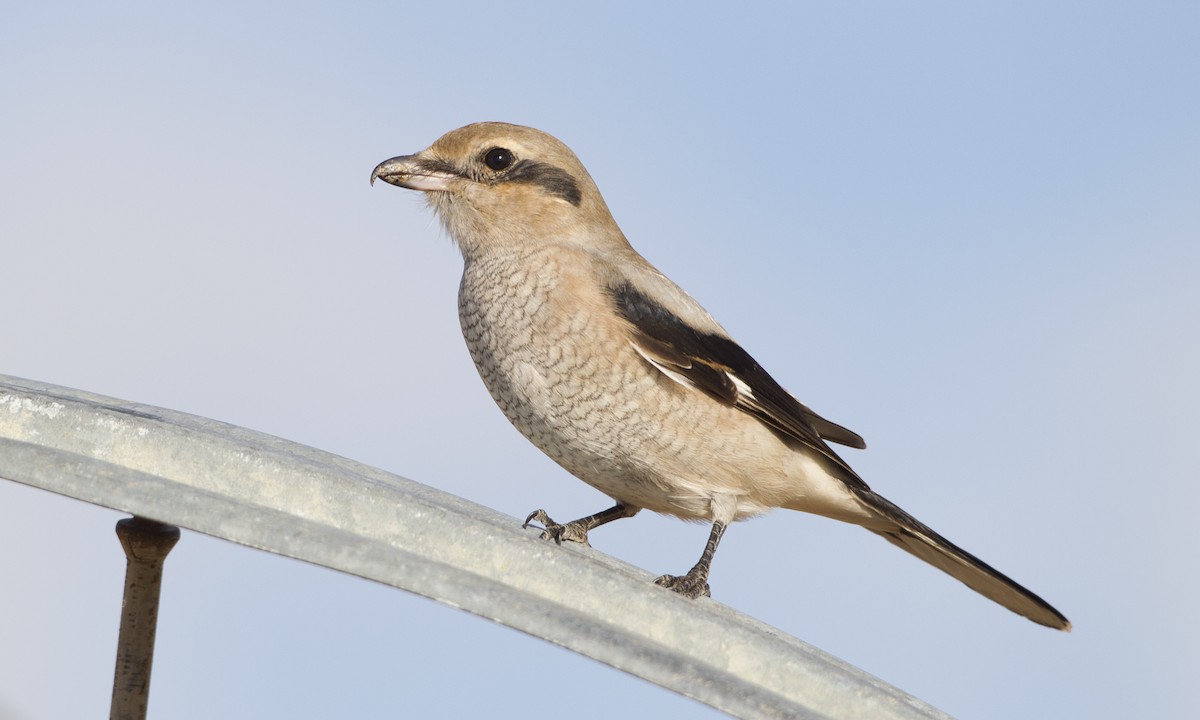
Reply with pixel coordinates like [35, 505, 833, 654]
[484, 147, 514, 171]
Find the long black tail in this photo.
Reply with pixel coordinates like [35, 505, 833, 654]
[858, 489, 1071, 630]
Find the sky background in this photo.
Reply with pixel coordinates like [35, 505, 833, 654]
[2, 2, 1198, 718]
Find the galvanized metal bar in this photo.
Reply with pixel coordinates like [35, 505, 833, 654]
[0, 374, 951, 720]
[110, 517, 180, 720]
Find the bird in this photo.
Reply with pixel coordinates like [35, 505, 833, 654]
[371, 121, 1070, 630]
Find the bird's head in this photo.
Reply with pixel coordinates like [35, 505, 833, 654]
[372, 122, 627, 257]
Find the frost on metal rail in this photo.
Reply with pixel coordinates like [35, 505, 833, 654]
[0, 374, 949, 720]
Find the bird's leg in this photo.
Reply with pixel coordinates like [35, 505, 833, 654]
[655, 520, 727, 599]
[523, 503, 639, 547]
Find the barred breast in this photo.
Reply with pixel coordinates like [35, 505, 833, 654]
[457, 246, 681, 510]
[456, 245, 804, 519]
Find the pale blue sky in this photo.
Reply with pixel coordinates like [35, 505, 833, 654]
[2, 3, 1198, 718]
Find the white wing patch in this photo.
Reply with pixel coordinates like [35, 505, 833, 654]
[630, 339, 697, 392]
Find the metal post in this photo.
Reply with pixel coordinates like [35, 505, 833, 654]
[110, 517, 180, 720]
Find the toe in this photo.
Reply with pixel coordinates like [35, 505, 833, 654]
[523, 509, 553, 529]
[654, 573, 710, 599]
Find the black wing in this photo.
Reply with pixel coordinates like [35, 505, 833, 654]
[611, 283, 867, 485]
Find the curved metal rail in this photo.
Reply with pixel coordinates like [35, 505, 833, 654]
[0, 374, 949, 719]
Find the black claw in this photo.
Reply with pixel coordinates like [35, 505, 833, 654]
[523, 509, 551, 530]
[522, 509, 591, 546]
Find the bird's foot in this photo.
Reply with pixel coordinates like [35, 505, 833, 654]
[654, 569, 711, 599]
[523, 509, 591, 546]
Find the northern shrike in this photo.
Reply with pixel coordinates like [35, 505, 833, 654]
[372, 122, 1070, 630]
